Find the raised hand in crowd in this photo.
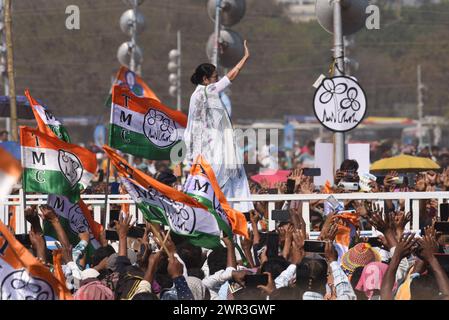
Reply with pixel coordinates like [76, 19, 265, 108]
[114, 213, 133, 257]
[25, 205, 41, 231]
[282, 224, 294, 260]
[290, 228, 305, 265]
[257, 272, 275, 296]
[38, 205, 72, 263]
[241, 235, 256, 268]
[415, 173, 427, 192]
[393, 211, 412, 239]
[441, 168, 449, 191]
[380, 232, 417, 300]
[416, 231, 449, 298]
[383, 171, 399, 190]
[366, 203, 398, 247]
[29, 227, 47, 264]
[324, 240, 338, 263]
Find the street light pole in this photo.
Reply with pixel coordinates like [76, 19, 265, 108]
[177, 30, 181, 111]
[333, 0, 345, 171]
[212, 0, 222, 69]
[417, 64, 424, 148]
[4, 0, 16, 141]
[130, 0, 137, 73]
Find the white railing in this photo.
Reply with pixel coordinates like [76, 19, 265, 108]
[1, 191, 448, 237]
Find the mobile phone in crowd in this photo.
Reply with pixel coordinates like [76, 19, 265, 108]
[366, 237, 383, 247]
[267, 188, 278, 194]
[105, 230, 120, 241]
[338, 182, 359, 191]
[244, 274, 269, 287]
[271, 210, 290, 222]
[286, 179, 296, 194]
[435, 222, 449, 234]
[391, 176, 404, 185]
[440, 203, 449, 222]
[128, 226, 145, 239]
[325, 195, 344, 212]
[303, 240, 326, 253]
[302, 168, 321, 177]
[243, 212, 251, 222]
[109, 209, 120, 228]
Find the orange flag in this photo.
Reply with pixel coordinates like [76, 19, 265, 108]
[0, 146, 21, 198]
[0, 220, 72, 300]
[113, 66, 160, 101]
[24, 89, 71, 143]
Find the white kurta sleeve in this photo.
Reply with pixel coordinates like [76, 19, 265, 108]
[206, 76, 231, 95]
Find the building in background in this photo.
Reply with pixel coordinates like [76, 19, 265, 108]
[275, 0, 316, 23]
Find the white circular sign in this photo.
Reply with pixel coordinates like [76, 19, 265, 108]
[313, 76, 367, 132]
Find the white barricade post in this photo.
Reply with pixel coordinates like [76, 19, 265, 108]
[412, 199, 420, 231]
[268, 202, 275, 231]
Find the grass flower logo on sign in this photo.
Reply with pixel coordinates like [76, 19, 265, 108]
[313, 76, 367, 132]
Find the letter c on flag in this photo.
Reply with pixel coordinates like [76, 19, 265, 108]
[36, 170, 46, 183]
[121, 129, 131, 143]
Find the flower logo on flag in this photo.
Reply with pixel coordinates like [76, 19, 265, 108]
[68, 204, 89, 234]
[0, 269, 54, 300]
[143, 109, 179, 148]
[58, 150, 83, 189]
[125, 71, 144, 97]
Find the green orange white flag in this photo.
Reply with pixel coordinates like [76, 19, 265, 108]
[183, 155, 248, 239]
[105, 66, 160, 107]
[44, 194, 102, 259]
[0, 219, 72, 300]
[24, 89, 71, 143]
[103, 145, 222, 249]
[20, 126, 97, 202]
[109, 84, 187, 160]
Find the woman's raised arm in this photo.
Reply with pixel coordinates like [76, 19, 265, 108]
[226, 40, 250, 81]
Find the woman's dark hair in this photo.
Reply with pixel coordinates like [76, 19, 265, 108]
[207, 247, 228, 275]
[296, 257, 328, 297]
[191, 63, 216, 85]
[340, 159, 359, 172]
[261, 256, 290, 279]
[177, 242, 204, 270]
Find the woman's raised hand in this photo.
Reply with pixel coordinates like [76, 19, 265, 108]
[243, 40, 250, 59]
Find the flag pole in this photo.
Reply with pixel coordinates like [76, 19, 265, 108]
[148, 222, 169, 256]
[4, 0, 17, 142]
[102, 158, 111, 228]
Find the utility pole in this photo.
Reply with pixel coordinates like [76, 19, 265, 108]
[333, 0, 345, 171]
[417, 64, 424, 148]
[0, 1, 9, 136]
[4, 0, 16, 141]
[212, 0, 222, 70]
[177, 31, 181, 111]
[168, 31, 181, 111]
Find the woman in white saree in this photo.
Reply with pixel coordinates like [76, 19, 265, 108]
[184, 41, 254, 212]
